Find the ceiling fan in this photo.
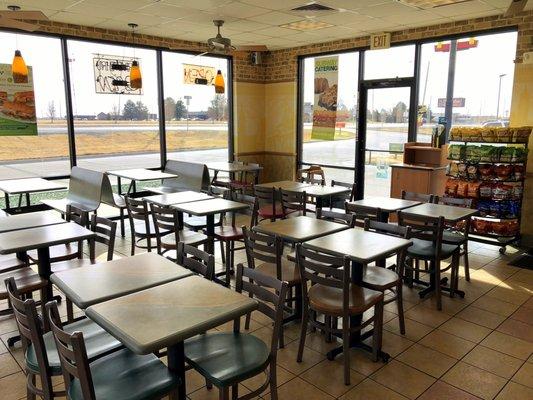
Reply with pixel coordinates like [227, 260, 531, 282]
[505, 0, 528, 16]
[0, 5, 49, 32]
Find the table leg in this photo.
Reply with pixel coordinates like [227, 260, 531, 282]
[117, 177, 122, 196]
[4, 193, 10, 210]
[376, 211, 390, 268]
[315, 196, 323, 210]
[206, 214, 215, 254]
[36, 247, 53, 303]
[167, 341, 186, 400]
[25, 193, 31, 207]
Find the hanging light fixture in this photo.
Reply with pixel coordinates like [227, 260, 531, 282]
[214, 70, 225, 94]
[128, 23, 142, 90]
[8, 6, 28, 83]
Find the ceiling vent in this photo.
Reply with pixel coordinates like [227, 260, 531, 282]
[289, 2, 338, 17]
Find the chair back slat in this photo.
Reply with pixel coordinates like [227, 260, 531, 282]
[331, 180, 356, 202]
[280, 189, 307, 216]
[316, 208, 355, 227]
[401, 190, 438, 204]
[149, 203, 179, 254]
[125, 197, 151, 241]
[397, 211, 445, 249]
[363, 219, 409, 238]
[223, 191, 259, 228]
[90, 214, 116, 262]
[440, 196, 473, 208]
[242, 227, 283, 271]
[296, 245, 349, 289]
[176, 243, 215, 280]
[297, 166, 326, 185]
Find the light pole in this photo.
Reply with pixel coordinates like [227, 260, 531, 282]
[496, 73, 506, 119]
[184, 95, 192, 133]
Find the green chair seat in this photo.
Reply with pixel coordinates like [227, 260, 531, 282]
[26, 318, 121, 375]
[185, 332, 270, 387]
[407, 238, 459, 260]
[69, 348, 179, 400]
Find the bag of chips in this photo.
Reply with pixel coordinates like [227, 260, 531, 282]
[513, 165, 525, 181]
[479, 146, 498, 162]
[496, 128, 512, 143]
[457, 180, 469, 197]
[445, 179, 458, 196]
[450, 127, 462, 141]
[448, 144, 464, 160]
[494, 164, 513, 180]
[499, 147, 515, 163]
[467, 181, 480, 198]
[479, 183, 493, 198]
[479, 164, 494, 180]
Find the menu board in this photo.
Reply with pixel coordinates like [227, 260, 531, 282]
[0, 63, 37, 136]
[183, 64, 216, 86]
[311, 56, 339, 141]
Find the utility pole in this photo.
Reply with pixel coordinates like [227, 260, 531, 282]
[184, 95, 192, 133]
[496, 73, 506, 119]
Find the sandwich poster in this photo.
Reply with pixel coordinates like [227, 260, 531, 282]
[0, 63, 37, 136]
[311, 56, 338, 141]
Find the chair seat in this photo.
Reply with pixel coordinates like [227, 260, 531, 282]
[230, 180, 253, 189]
[68, 348, 179, 400]
[308, 284, 383, 316]
[28, 243, 79, 262]
[258, 204, 285, 219]
[213, 226, 243, 240]
[133, 220, 169, 236]
[184, 215, 207, 229]
[185, 332, 270, 387]
[362, 266, 399, 291]
[51, 258, 94, 273]
[161, 230, 209, 247]
[111, 193, 126, 208]
[255, 260, 300, 285]
[407, 238, 459, 260]
[26, 317, 122, 375]
[443, 231, 467, 245]
[0, 268, 47, 299]
[0, 254, 26, 274]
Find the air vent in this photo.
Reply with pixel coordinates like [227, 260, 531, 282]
[291, 3, 336, 12]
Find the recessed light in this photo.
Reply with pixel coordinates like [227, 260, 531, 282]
[280, 19, 334, 31]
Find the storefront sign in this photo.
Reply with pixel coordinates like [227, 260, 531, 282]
[438, 97, 465, 108]
[370, 33, 391, 50]
[93, 54, 142, 95]
[435, 38, 478, 52]
[311, 56, 339, 141]
[183, 64, 216, 86]
[0, 63, 37, 136]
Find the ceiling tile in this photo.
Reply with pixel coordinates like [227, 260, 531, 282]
[64, 3, 130, 18]
[342, 17, 399, 32]
[247, 11, 303, 25]
[432, 0, 495, 17]
[253, 25, 301, 36]
[112, 12, 175, 27]
[51, 11, 108, 26]
[313, 10, 369, 24]
[159, 0, 235, 11]
[7, 0, 78, 11]
[180, 10, 239, 24]
[223, 19, 271, 31]
[230, 32, 275, 43]
[214, 2, 271, 18]
[361, 1, 419, 17]
[82, 0, 155, 11]
[481, 0, 512, 9]
[319, 0, 396, 12]
[381, 9, 444, 23]
[137, 3, 198, 19]
[240, 0, 306, 11]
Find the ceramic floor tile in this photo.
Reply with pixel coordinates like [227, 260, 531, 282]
[480, 331, 533, 360]
[363, 330, 414, 358]
[510, 306, 533, 325]
[486, 286, 530, 306]
[510, 361, 533, 388]
[439, 317, 492, 343]
[462, 345, 523, 379]
[0, 371, 27, 400]
[418, 380, 482, 400]
[472, 296, 520, 317]
[383, 316, 434, 342]
[456, 305, 507, 329]
[396, 343, 457, 378]
[495, 381, 533, 400]
[276, 340, 325, 375]
[242, 365, 295, 395]
[300, 359, 365, 397]
[496, 319, 533, 343]
[263, 377, 334, 400]
[419, 329, 477, 359]
[404, 304, 451, 328]
[371, 360, 435, 399]
[442, 361, 507, 400]
[0, 353, 20, 379]
[340, 379, 409, 400]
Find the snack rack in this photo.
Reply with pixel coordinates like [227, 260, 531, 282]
[446, 126, 531, 253]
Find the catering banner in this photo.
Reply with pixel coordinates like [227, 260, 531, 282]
[0, 63, 37, 136]
[311, 56, 339, 141]
[183, 64, 216, 86]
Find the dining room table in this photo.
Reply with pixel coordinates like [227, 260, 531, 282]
[143, 190, 213, 207]
[106, 168, 178, 195]
[0, 211, 66, 234]
[207, 162, 262, 186]
[85, 275, 258, 400]
[0, 177, 68, 211]
[255, 180, 312, 192]
[50, 252, 193, 309]
[347, 196, 422, 223]
[303, 229, 412, 362]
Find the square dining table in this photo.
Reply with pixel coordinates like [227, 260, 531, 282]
[50, 252, 193, 309]
[143, 191, 213, 207]
[106, 168, 178, 195]
[0, 211, 66, 234]
[400, 202, 479, 222]
[347, 197, 422, 222]
[86, 276, 258, 400]
[303, 229, 412, 362]
[285, 184, 351, 208]
[255, 180, 312, 191]
[0, 177, 68, 210]
[207, 162, 263, 186]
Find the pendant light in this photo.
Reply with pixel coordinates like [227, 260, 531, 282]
[214, 70, 225, 94]
[8, 6, 28, 83]
[128, 23, 142, 90]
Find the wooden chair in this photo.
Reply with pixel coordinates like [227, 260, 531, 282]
[330, 180, 356, 212]
[397, 211, 461, 310]
[280, 188, 308, 217]
[440, 196, 473, 281]
[0, 266, 47, 318]
[5, 278, 121, 400]
[124, 196, 158, 255]
[316, 208, 356, 227]
[363, 219, 411, 334]
[184, 265, 288, 400]
[254, 186, 284, 222]
[176, 242, 215, 281]
[345, 203, 381, 227]
[213, 192, 258, 285]
[45, 301, 179, 400]
[149, 203, 209, 261]
[212, 161, 244, 188]
[297, 165, 326, 185]
[229, 162, 260, 194]
[401, 190, 438, 204]
[295, 244, 384, 385]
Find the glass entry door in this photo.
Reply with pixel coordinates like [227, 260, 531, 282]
[357, 80, 415, 198]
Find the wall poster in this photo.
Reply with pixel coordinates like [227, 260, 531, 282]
[0, 63, 37, 136]
[311, 56, 339, 141]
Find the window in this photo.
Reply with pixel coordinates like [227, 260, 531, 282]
[364, 44, 415, 80]
[67, 39, 160, 171]
[0, 32, 68, 179]
[162, 52, 229, 163]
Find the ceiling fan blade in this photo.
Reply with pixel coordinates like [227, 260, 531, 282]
[0, 10, 49, 21]
[194, 51, 210, 57]
[505, 0, 528, 16]
[234, 45, 269, 52]
[0, 16, 37, 32]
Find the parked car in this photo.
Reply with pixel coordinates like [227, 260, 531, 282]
[482, 120, 509, 127]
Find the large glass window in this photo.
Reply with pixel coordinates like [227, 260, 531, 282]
[67, 39, 160, 171]
[0, 32, 68, 179]
[162, 52, 229, 163]
[364, 44, 415, 80]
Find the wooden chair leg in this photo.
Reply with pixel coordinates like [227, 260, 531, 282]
[296, 306, 309, 362]
[225, 241, 231, 286]
[66, 299, 74, 323]
[219, 386, 229, 400]
[434, 260, 442, 311]
[325, 315, 332, 343]
[342, 315, 351, 385]
[463, 243, 470, 282]
[396, 284, 405, 335]
[27, 373, 36, 400]
[414, 259, 420, 281]
[269, 363, 278, 400]
[372, 301, 384, 362]
[231, 384, 238, 400]
[244, 312, 251, 330]
[220, 240, 226, 265]
[119, 208, 125, 237]
[206, 379, 213, 390]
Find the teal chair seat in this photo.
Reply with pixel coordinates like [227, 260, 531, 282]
[69, 348, 179, 400]
[185, 332, 270, 387]
[442, 231, 466, 244]
[407, 238, 458, 260]
[26, 318, 121, 375]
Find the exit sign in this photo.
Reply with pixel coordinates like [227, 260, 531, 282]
[370, 33, 391, 50]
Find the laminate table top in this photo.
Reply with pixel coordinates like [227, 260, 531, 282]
[0, 211, 66, 233]
[86, 275, 258, 354]
[304, 229, 412, 265]
[401, 203, 478, 222]
[0, 177, 67, 195]
[143, 191, 213, 207]
[0, 222, 94, 254]
[50, 253, 193, 309]
[207, 162, 262, 173]
[347, 197, 422, 213]
[295, 185, 350, 198]
[253, 215, 348, 243]
[255, 180, 312, 191]
[106, 168, 177, 181]
[171, 198, 249, 216]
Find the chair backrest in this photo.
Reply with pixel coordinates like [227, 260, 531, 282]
[89, 214, 117, 262]
[440, 196, 473, 208]
[176, 242, 215, 280]
[100, 173, 125, 208]
[46, 301, 96, 400]
[401, 190, 438, 204]
[439, 196, 472, 236]
[149, 203, 179, 254]
[67, 167, 104, 212]
[5, 278, 55, 398]
[242, 226, 284, 277]
[66, 204, 89, 259]
[397, 211, 446, 258]
[363, 219, 410, 273]
[280, 189, 307, 216]
[235, 264, 288, 356]
[331, 180, 356, 202]
[316, 208, 355, 227]
[163, 160, 210, 192]
[345, 203, 381, 226]
[223, 191, 258, 228]
[297, 166, 325, 185]
[125, 196, 151, 236]
[208, 185, 228, 197]
[254, 186, 277, 218]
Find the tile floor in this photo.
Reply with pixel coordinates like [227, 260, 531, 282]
[0, 223, 532, 400]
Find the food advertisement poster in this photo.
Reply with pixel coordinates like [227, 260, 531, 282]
[93, 54, 142, 95]
[0, 63, 37, 136]
[311, 56, 339, 141]
[183, 64, 216, 86]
